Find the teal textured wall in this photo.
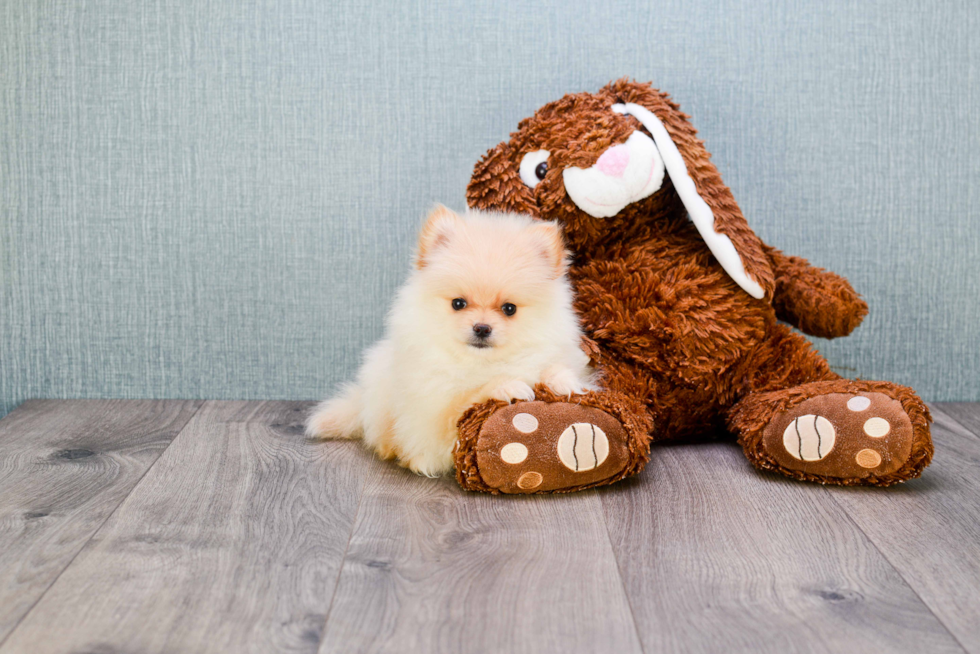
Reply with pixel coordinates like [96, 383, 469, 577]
[2, 0, 978, 417]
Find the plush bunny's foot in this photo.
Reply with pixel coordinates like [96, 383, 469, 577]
[731, 380, 933, 486]
[455, 387, 652, 494]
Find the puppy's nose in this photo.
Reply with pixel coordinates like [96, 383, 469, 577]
[595, 144, 630, 178]
[472, 323, 492, 338]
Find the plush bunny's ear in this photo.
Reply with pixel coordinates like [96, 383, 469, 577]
[613, 103, 764, 298]
[604, 81, 774, 300]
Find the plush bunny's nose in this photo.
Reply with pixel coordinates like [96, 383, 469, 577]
[595, 144, 630, 178]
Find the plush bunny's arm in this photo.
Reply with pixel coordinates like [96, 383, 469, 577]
[765, 246, 868, 339]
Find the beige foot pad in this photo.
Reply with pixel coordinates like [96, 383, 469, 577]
[763, 392, 914, 479]
[473, 402, 629, 494]
[557, 423, 609, 471]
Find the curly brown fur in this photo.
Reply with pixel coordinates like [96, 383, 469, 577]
[460, 78, 932, 489]
[766, 246, 869, 338]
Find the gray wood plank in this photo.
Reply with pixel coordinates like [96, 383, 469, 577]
[601, 440, 965, 654]
[318, 464, 643, 654]
[823, 406, 980, 652]
[935, 402, 980, 438]
[0, 399, 202, 644]
[0, 401, 372, 654]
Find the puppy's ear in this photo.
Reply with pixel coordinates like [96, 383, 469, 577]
[602, 79, 774, 300]
[416, 204, 461, 269]
[529, 220, 569, 279]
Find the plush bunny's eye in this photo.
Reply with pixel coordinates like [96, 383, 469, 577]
[519, 150, 551, 189]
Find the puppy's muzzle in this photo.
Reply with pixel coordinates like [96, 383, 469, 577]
[470, 323, 493, 348]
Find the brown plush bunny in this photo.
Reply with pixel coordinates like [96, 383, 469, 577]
[453, 79, 932, 494]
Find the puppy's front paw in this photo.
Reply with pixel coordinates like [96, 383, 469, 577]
[544, 367, 592, 397]
[491, 380, 536, 403]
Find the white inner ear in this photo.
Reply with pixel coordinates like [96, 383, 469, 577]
[612, 103, 765, 300]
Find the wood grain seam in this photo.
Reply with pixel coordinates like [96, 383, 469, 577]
[0, 400, 206, 651]
[820, 463, 971, 654]
[314, 455, 371, 651]
[931, 403, 980, 444]
[599, 489, 648, 654]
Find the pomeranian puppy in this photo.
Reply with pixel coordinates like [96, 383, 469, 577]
[305, 205, 595, 476]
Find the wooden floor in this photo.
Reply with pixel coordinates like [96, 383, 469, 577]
[1, 401, 979, 653]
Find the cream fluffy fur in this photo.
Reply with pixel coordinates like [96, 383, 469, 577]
[305, 206, 595, 477]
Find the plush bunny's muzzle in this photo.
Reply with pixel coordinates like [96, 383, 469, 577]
[561, 131, 665, 219]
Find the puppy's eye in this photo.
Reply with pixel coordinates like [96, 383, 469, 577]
[501, 303, 517, 316]
[452, 298, 467, 311]
[519, 150, 551, 189]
